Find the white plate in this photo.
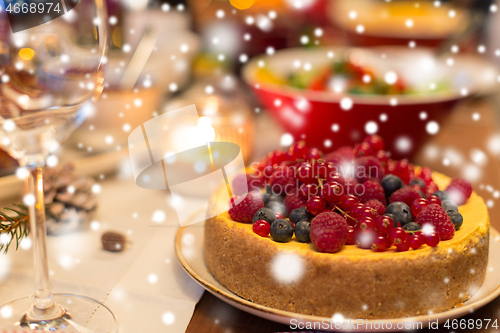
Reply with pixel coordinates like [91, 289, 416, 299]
[176, 224, 500, 332]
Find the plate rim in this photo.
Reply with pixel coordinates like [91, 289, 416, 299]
[175, 225, 500, 331]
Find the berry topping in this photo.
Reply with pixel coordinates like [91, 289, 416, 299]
[375, 215, 395, 235]
[416, 204, 455, 241]
[346, 226, 356, 245]
[385, 202, 412, 226]
[275, 211, 285, 220]
[323, 181, 345, 203]
[353, 142, 374, 157]
[354, 156, 384, 183]
[289, 207, 312, 224]
[381, 174, 403, 198]
[339, 195, 360, 212]
[295, 221, 311, 243]
[447, 211, 464, 230]
[310, 212, 349, 253]
[266, 200, 287, 217]
[427, 195, 442, 206]
[389, 187, 422, 207]
[410, 198, 430, 216]
[409, 177, 425, 189]
[389, 227, 408, 245]
[270, 219, 294, 242]
[365, 199, 386, 216]
[284, 192, 308, 213]
[445, 178, 473, 205]
[359, 180, 387, 205]
[384, 213, 401, 228]
[306, 196, 327, 216]
[269, 166, 296, 193]
[396, 237, 410, 252]
[358, 217, 376, 233]
[299, 183, 320, 199]
[253, 220, 271, 237]
[252, 207, 276, 225]
[343, 177, 360, 196]
[228, 192, 264, 223]
[432, 190, 450, 202]
[402, 222, 421, 234]
[363, 134, 384, 152]
[424, 232, 440, 247]
[297, 163, 316, 184]
[326, 172, 345, 186]
[441, 200, 459, 214]
[371, 234, 390, 252]
[409, 235, 424, 250]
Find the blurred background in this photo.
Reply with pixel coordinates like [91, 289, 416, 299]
[2, 0, 500, 218]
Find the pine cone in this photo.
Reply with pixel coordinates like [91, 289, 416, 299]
[101, 231, 126, 252]
[44, 163, 98, 235]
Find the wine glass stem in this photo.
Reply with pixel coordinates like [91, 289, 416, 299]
[26, 165, 54, 311]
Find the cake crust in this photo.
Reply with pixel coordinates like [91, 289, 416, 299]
[205, 172, 489, 319]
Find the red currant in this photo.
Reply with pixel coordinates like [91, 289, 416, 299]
[425, 233, 440, 247]
[350, 203, 366, 220]
[409, 235, 424, 250]
[389, 227, 408, 245]
[353, 142, 374, 157]
[299, 183, 320, 199]
[346, 226, 356, 245]
[327, 171, 345, 186]
[356, 230, 375, 249]
[375, 150, 389, 165]
[358, 217, 376, 233]
[375, 215, 394, 235]
[262, 165, 274, 180]
[411, 198, 430, 216]
[275, 211, 284, 219]
[290, 141, 308, 159]
[358, 206, 378, 220]
[297, 163, 315, 184]
[339, 195, 360, 212]
[269, 149, 286, 166]
[323, 181, 345, 203]
[396, 238, 410, 252]
[312, 159, 327, 179]
[371, 234, 390, 252]
[363, 135, 384, 152]
[253, 220, 271, 237]
[306, 196, 327, 216]
[307, 148, 322, 161]
[427, 195, 441, 206]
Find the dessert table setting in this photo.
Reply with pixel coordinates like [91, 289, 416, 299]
[2, 0, 500, 332]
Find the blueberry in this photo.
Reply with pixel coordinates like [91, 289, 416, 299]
[385, 202, 412, 226]
[402, 222, 421, 234]
[262, 193, 284, 205]
[381, 175, 403, 197]
[409, 178, 425, 188]
[266, 201, 288, 216]
[295, 221, 311, 243]
[447, 211, 463, 230]
[384, 213, 399, 227]
[433, 190, 450, 202]
[252, 207, 276, 224]
[442, 200, 458, 213]
[270, 219, 294, 242]
[289, 207, 312, 224]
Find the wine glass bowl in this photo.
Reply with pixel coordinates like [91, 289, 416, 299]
[0, 1, 117, 332]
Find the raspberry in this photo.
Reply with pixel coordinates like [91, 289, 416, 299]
[310, 212, 349, 253]
[424, 181, 439, 198]
[344, 177, 359, 196]
[354, 156, 384, 183]
[334, 146, 355, 161]
[416, 204, 455, 240]
[228, 192, 264, 223]
[389, 187, 422, 207]
[358, 180, 386, 205]
[232, 173, 264, 195]
[284, 192, 308, 213]
[365, 199, 385, 215]
[445, 178, 473, 205]
[353, 142, 374, 157]
[269, 166, 297, 195]
[363, 135, 384, 152]
[323, 152, 344, 166]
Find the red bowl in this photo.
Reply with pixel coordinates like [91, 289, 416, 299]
[242, 47, 499, 159]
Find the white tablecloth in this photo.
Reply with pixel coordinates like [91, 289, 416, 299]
[0, 171, 204, 333]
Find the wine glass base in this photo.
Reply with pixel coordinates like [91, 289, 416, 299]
[0, 294, 118, 333]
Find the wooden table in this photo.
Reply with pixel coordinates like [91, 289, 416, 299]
[186, 97, 500, 333]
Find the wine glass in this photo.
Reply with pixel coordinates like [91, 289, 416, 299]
[0, 1, 117, 332]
